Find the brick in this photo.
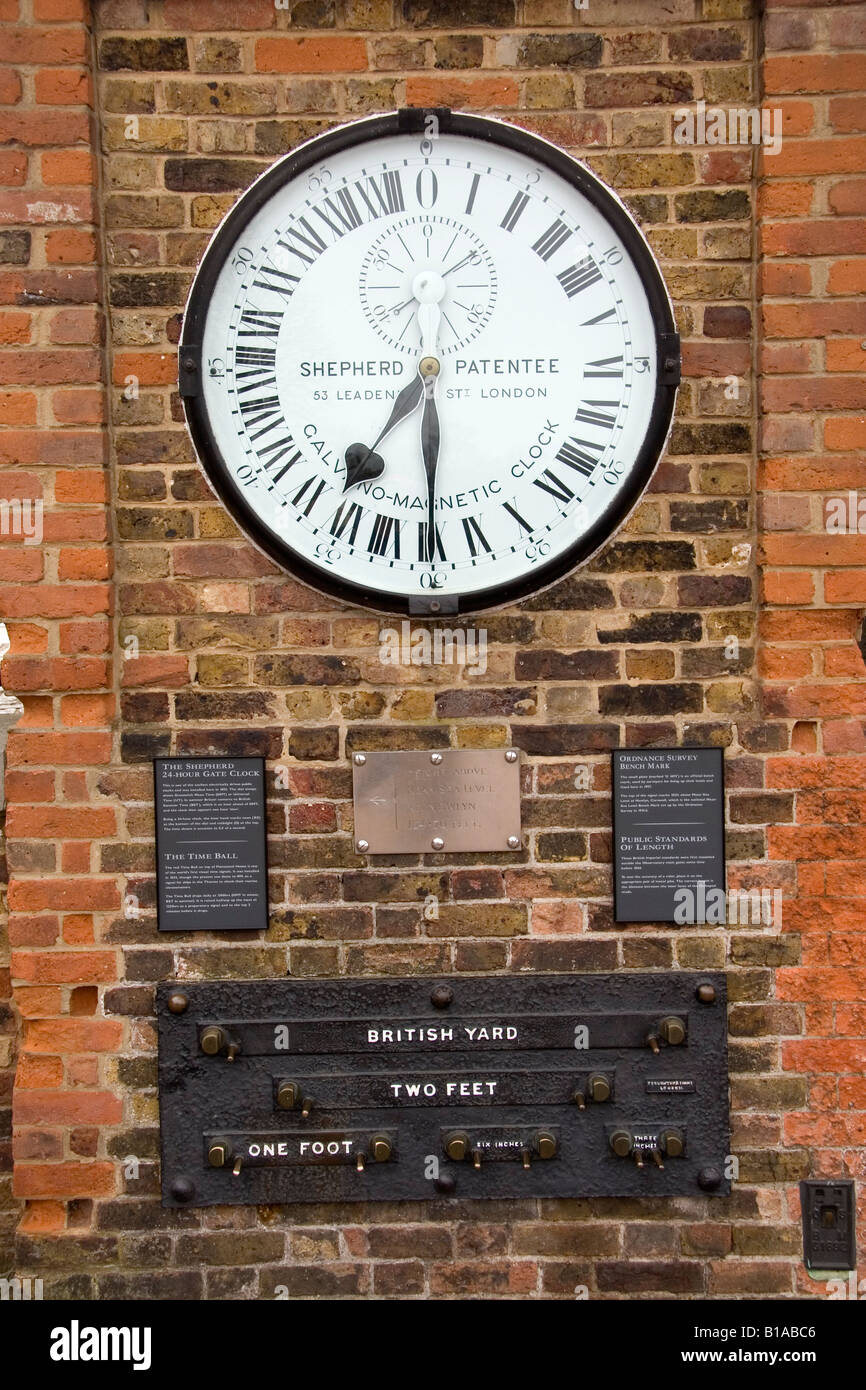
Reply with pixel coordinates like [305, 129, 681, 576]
[255, 38, 368, 73]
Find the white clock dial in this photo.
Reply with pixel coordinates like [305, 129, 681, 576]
[181, 113, 679, 614]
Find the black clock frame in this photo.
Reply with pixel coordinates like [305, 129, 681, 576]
[179, 108, 680, 616]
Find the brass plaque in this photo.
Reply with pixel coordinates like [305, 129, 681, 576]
[352, 749, 522, 854]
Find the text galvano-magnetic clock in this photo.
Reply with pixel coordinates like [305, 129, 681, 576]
[179, 109, 680, 616]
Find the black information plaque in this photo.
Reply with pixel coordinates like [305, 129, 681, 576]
[154, 757, 268, 933]
[613, 748, 725, 923]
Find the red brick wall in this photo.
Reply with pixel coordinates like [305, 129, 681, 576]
[0, 0, 862, 1299]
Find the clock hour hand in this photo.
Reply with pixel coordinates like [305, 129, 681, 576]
[343, 371, 424, 492]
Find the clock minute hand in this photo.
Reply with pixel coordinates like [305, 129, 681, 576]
[420, 364, 440, 564]
[410, 269, 446, 565]
[343, 370, 424, 492]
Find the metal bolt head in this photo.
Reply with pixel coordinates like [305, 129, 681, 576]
[434, 1171, 457, 1195]
[430, 984, 453, 1009]
[445, 1132, 469, 1162]
[200, 1025, 225, 1056]
[507, 835, 520, 849]
[696, 982, 716, 1004]
[207, 1141, 229, 1168]
[661, 1129, 685, 1159]
[589, 1073, 611, 1104]
[660, 1016, 686, 1046]
[698, 1166, 722, 1191]
[431, 836, 444, 850]
[276, 1080, 301, 1111]
[430, 752, 443, 764]
[353, 753, 366, 766]
[536, 1131, 557, 1160]
[370, 1135, 392, 1162]
[170, 1177, 195, 1204]
[610, 1129, 632, 1158]
[505, 749, 518, 763]
[356, 839, 369, 853]
[167, 991, 188, 1014]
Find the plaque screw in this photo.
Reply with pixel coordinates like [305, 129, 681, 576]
[167, 991, 188, 1014]
[356, 839, 369, 853]
[505, 750, 518, 763]
[170, 1177, 195, 1203]
[430, 752, 443, 765]
[696, 982, 716, 1004]
[434, 1171, 457, 1195]
[431, 836, 444, 850]
[354, 753, 366, 766]
[697, 1166, 722, 1191]
[182, 356, 197, 372]
[431, 984, 453, 1009]
[507, 835, 520, 849]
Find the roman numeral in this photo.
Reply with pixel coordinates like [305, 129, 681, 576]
[235, 345, 276, 372]
[462, 514, 492, 557]
[532, 219, 572, 261]
[573, 401, 618, 430]
[557, 254, 602, 298]
[555, 437, 602, 479]
[278, 216, 328, 267]
[238, 394, 282, 436]
[367, 512, 401, 558]
[417, 521, 445, 561]
[500, 191, 530, 232]
[291, 474, 327, 517]
[582, 307, 616, 326]
[252, 263, 301, 300]
[257, 433, 302, 482]
[503, 500, 534, 535]
[585, 355, 624, 379]
[465, 172, 480, 215]
[238, 307, 283, 339]
[330, 500, 364, 545]
[354, 170, 405, 219]
[314, 188, 364, 238]
[235, 344, 276, 391]
[533, 469, 575, 504]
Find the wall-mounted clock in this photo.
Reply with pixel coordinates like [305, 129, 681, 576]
[179, 109, 680, 615]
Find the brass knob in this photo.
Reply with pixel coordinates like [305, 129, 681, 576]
[200, 1025, 226, 1056]
[277, 1080, 301, 1111]
[207, 1140, 230, 1168]
[659, 1016, 686, 1046]
[370, 1135, 392, 1163]
[445, 1131, 470, 1162]
[661, 1129, 685, 1159]
[610, 1129, 632, 1158]
[536, 1131, 557, 1160]
[589, 1073, 611, 1103]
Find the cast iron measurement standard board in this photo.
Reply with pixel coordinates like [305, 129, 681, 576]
[158, 973, 729, 1204]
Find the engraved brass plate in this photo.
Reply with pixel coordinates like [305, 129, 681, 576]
[352, 749, 522, 854]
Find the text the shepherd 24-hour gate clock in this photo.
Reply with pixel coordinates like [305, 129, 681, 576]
[179, 109, 680, 615]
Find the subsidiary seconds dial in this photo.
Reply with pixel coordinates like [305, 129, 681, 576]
[359, 215, 497, 355]
[179, 110, 680, 615]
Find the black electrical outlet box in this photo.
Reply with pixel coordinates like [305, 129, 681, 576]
[800, 1180, 857, 1271]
